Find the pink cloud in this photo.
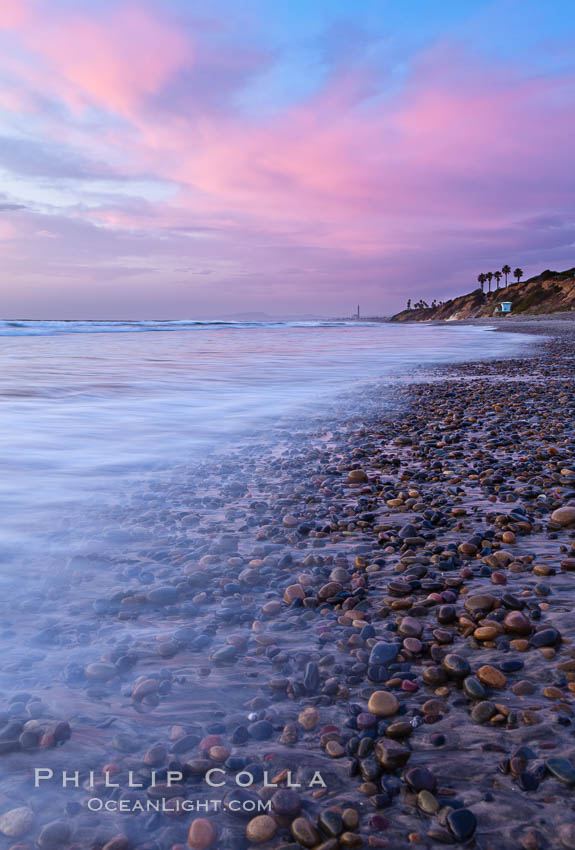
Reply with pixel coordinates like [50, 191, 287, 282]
[1, 1, 190, 116]
[0, 2, 574, 316]
[125, 53, 574, 263]
[0, 0, 35, 29]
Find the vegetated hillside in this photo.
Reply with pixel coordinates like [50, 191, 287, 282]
[391, 268, 575, 322]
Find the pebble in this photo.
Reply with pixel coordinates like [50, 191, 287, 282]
[546, 758, 575, 785]
[367, 691, 399, 716]
[246, 815, 277, 843]
[463, 677, 487, 700]
[531, 628, 560, 648]
[0, 808, 34, 838]
[369, 643, 398, 666]
[559, 824, 575, 849]
[284, 584, 305, 603]
[298, 706, 319, 729]
[503, 611, 532, 635]
[318, 809, 344, 837]
[442, 654, 471, 679]
[37, 821, 71, 849]
[418, 790, 440, 814]
[148, 585, 179, 605]
[471, 701, 497, 723]
[84, 662, 117, 681]
[551, 506, 575, 527]
[477, 665, 507, 689]
[291, 817, 320, 847]
[188, 819, 217, 849]
[375, 739, 411, 769]
[405, 766, 437, 792]
[447, 808, 477, 841]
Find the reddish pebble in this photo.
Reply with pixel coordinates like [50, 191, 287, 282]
[188, 818, 216, 849]
[403, 638, 422, 653]
[357, 713, 377, 729]
[491, 572, 507, 585]
[199, 736, 222, 751]
[369, 815, 390, 829]
[402, 680, 419, 692]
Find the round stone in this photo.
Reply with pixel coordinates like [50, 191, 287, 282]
[551, 506, 575, 527]
[503, 611, 531, 635]
[326, 740, 345, 758]
[291, 817, 320, 847]
[418, 790, 439, 814]
[375, 739, 411, 769]
[249, 720, 273, 740]
[211, 646, 237, 663]
[246, 815, 277, 843]
[442, 654, 471, 679]
[471, 701, 496, 723]
[405, 766, 436, 792]
[367, 690, 399, 717]
[298, 706, 319, 730]
[543, 686, 564, 700]
[318, 809, 344, 837]
[474, 626, 499, 641]
[284, 584, 305, 604]
[437, 605, 456, 624]
[85, 662, 117, 681]
[369, 643, 398, 666]
[399, 617, 422, 638]
[477, 665, 507, 689]
[0, 807, 35, 838]
[37, 821, 71, 849]
[447, 808, 477, 842]
[148, 586, 179, 605]
[348, 470, 368, 483]
[271, 789, 301, 817]
[464, 594, 495, 613]
[559, 823, 575, 849]
[422, 666, 448, 686]
[318, 582, 343, 600]
[188, 819, 217, 849]
[403, 637, 422, 654]
[546, 758, 575, 785]
[511, 680, 536, 695]
[531, 628, 560, 648]
[463, 677, 487, 700]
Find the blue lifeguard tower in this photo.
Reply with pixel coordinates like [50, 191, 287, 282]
[499, 301, 512, 314]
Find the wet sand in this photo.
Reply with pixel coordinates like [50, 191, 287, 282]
[1, 320, 575, 850]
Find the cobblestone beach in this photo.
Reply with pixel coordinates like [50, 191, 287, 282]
[1, 319, 575, 850]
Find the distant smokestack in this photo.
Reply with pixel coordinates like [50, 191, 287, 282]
[357, 304, 360, 319]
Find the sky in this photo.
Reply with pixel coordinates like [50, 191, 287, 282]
[0, 0, 574, 319]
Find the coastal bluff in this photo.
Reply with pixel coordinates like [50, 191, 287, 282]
[391, 267, 575, 322]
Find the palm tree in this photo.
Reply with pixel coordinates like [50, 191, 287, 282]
[502, 264, 511, 286]
[477, 273, 486, 292]
[486, 272, 493, 292]
[407, 299, 411, 310]
[514, 267, 524, 284]
[494, 271, 502, 290]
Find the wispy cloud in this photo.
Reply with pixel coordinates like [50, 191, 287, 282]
[0, 0, 574, 317]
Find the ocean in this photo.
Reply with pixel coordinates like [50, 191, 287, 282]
[0, 320, 539, 558]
